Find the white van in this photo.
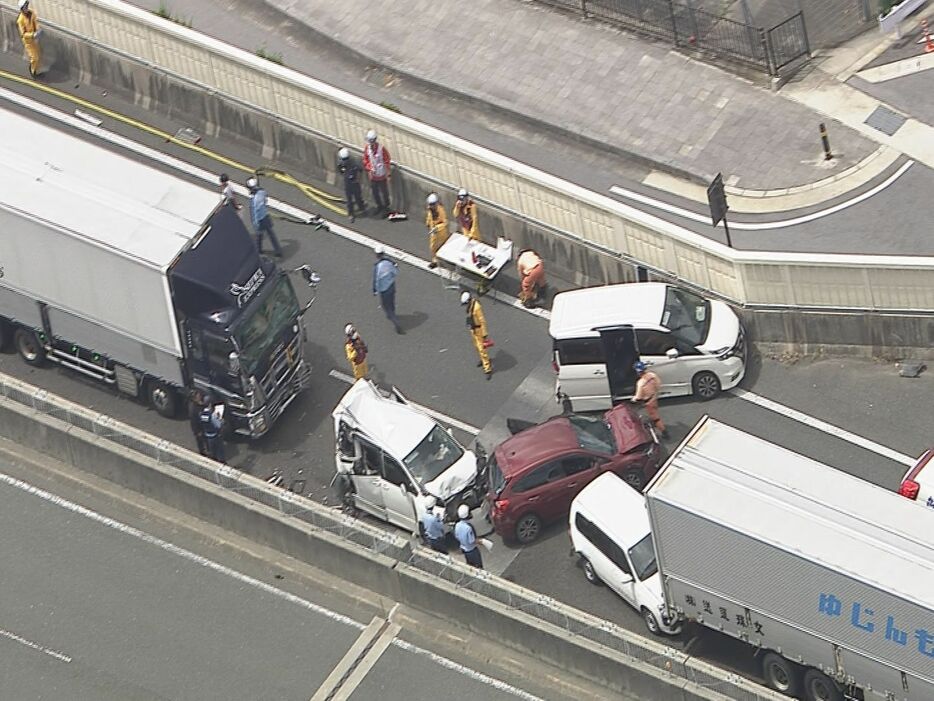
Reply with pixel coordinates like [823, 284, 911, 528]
[569, 471, 679, 635]
[549, 282, 746, 412]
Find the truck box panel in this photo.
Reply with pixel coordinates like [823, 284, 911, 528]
[0, 284, 42, 329]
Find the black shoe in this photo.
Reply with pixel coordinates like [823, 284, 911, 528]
[485, 371, 492, 381]
[350, 215, 355, 223]
[428, 262, 437, 269]
[395, 326, 405, 335]
[477, 362, 482, 367]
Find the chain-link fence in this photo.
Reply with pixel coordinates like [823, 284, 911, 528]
[0, 370, 784, 701]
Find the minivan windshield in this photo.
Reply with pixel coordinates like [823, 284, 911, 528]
[568, 415, 617, 454]
[628, 533, 659, 581]
[403, 425, 465, 484]
[661, 286, 710, 347]
[232, 276, 299, 374]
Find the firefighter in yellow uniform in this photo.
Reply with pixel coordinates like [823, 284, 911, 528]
[425, 193, 448, 269]
[17, 0, 41, 79]
[344, 324, 368, 380]
[461, 291, 492, 380]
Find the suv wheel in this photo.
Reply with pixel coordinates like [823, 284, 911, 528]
[621, 469, 645, 490]
[514, 513, 542, 544]
[692, 371, 721, 401]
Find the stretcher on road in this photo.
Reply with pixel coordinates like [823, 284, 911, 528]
[435, 232, 513, 297]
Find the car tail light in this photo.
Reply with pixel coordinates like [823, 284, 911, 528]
[899, 480, 920, 501]
[493, 498, 510, 516]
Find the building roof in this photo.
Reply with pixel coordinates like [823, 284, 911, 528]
[0, 106, 218, 270]
[549, 283, 666, 340]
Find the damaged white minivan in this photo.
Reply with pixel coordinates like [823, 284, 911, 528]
[331, 379, 488, 533]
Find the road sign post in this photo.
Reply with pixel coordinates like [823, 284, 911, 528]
[706, 173, 733, 248]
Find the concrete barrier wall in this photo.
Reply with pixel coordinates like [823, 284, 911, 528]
[11, 0, 934, 320]
[0, 379, 787, 701]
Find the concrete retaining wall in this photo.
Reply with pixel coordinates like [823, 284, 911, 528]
[0, 384, 786, 701]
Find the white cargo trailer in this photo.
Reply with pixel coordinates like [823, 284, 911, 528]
[0, 106, 316, 436]
[643, 417, 934, 701]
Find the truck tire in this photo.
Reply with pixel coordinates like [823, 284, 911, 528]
[0, 320, 8, 351]
[802, 669, 843, 701]
[762, 652, 799, 696]
[580, 556, 602, 586]
[514, 512, 542, 544]
[146, 380, 178, 419]
[14, 328, 45, 366]
[692, 371, 721, 400]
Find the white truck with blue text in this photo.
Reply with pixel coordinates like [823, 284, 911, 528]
[639, 416, 934, 701]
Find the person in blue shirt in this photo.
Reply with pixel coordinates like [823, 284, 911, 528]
[418, 495, 447, 553]
[247, 177, 284, 257]
[372, 245, 403, 334]
[454, 504, 482, 568]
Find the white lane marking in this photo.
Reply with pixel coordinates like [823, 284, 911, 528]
[731, 388, 916, 466]
[0, 472, 540, 699]
[0, 627, 72, 663]
[609, 159, 914, 231]
[0, 88, 550, 319]
[329, 369, 480, 435]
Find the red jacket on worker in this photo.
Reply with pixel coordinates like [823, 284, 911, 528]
[363, 141, 391, 182]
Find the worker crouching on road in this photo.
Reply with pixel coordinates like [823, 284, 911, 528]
[17, 0, 42, 79]
[425, 193, 448, 269]
[461, 291, 492, 380]
[632, 361, 668, 438]
[344, 324, 369, 380]
[516, 248, 546, 307]
[453, 188, 481, 242]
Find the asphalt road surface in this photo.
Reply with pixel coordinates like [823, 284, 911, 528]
[2, 73, 931, 687]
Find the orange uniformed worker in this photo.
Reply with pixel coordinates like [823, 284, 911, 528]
[516, 249, 546, 307]
[453, 188, 481, 242]
[461, 291, 492, 380]
[17, 0, 41, 79]
[425, 193, 449, 269]
[344, 324, 368, 380]
[632, 361, 667, 437]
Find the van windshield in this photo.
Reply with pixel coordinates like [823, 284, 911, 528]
[661, 286, 710, 347]
[403, 425, 464, 484]
[628, 533, 658, 581]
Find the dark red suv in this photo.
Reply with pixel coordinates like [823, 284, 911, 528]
[485, 405, 663, 544]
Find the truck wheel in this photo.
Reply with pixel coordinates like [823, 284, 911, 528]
[14, 328, 45, 366]
[691, 371, 721, 400]
[641, 607, 661, 635]
[762, 652, 799, 696]
[146, 380, 178, 418]
[802, 669, 842, 701]
[581, 557, 602, 586]
[0, 320, 8, 351]
[514, 513, 542, 544]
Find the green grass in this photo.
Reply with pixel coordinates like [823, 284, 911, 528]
[256, 46, 285, 66]
[152, 2, 192, 28]
[379, 101, 401, 114]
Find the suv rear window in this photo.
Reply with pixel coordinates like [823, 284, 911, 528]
[488, 456, 507, 497]
[555, 338, 605, 365]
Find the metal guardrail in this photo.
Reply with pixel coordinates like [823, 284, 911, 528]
[535, 0, 809, 76]
[15, 0, 934, 317]
[0, 370, 786, 701]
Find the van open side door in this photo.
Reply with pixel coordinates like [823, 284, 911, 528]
[595, 325, 640, 405]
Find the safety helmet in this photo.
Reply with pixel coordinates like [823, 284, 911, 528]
[460, 291, 471, 305]
[18, 0, 28, 10]
[457, 504, 470, 520]
[338, 147, 350, 160]
[246, 177, 258, 190]
[634, 360, 647, 373]
[344, 323, 355, 336]
[425, 495, 437, 510]
[426, 193, 439, 206]
[457, 188, 468, 199]
[374, 244, 385, 256]
[219, 173, 229, 184]
[366, 129, 377, 143]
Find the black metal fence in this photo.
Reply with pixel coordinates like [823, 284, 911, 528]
[535, 0, 810, 76]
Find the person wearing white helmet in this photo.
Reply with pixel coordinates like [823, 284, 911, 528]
[372, 246, 403, 334]
[17, 0, 42, 79]
[246, 177, 284, 257]
[337, 147, 366, 223]
[418, 495, 446, 553]
[453, 188, 481, 242]
[424, 193, 449, 269]
[454, 503, 482, 568]
[461, 291, 493, 380]
[362, 129, 392, 216]
[343, 323, 369, 380]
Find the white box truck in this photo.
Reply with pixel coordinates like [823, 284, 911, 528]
[0, 106, 317, 437]
[639, 416, 934, 701]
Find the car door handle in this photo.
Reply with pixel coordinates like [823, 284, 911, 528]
[527, 495, 539, 502]
[593, 369, 605, 375]
[566, 483, 577, 489]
